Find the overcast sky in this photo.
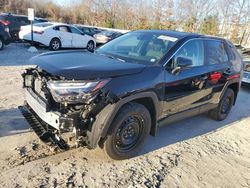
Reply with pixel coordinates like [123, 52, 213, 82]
[53, 0, 80, 7]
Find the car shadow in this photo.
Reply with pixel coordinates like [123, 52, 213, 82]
[0, 108, 30, 137]
[141, 87, 250, 155]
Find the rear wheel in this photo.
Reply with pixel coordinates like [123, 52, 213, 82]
[86, 40, 95, 52]
[11, 30, 19, 41]
[104, 102, 151, 160]
[0, 38, 4, 50]
[49, 38, 61, 51]
[209, 88, 235, 121]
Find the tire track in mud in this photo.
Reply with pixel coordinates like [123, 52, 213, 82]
[1, 139, 68, 170]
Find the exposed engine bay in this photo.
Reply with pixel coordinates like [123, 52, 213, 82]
[19, 67, 119, 150]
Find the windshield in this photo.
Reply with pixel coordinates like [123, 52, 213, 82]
[96, 32, 178, 65]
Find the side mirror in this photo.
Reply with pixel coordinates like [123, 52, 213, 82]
[176, 57, 193, 67]
[171, 57, 192, 75]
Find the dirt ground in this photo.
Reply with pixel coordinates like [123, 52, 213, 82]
[0, 66, 250, 187]
[0, 66, 250, 188]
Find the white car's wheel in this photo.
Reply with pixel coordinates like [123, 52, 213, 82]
[86, 40, 95, 52]
[0, 38, 4, 50]
[49, 38, 61, 51]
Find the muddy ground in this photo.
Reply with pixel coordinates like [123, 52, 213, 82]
[0, 62, 250, 187]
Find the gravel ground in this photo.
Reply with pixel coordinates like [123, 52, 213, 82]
[0, 44, 250, 187]
[0, 42, 48, 66]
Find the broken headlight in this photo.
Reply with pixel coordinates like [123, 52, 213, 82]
[47, 79, 109, 103]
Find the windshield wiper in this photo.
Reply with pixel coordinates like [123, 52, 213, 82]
[97, 52, 126, 62]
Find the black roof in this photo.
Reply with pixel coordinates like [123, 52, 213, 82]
[133, 30, 200, 39]
[132, 30, 227, 41]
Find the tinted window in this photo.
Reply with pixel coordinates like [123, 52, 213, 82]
[173, 40, 204, 67]
[70, 27, 82, 35]
[17, 17, 29, 24]
[82, 27, 91, 33]
[206, 40, 229, 64]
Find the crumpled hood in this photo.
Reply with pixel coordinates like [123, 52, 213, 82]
[30, 51, 146, 80]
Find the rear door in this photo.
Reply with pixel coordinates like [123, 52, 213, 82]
[163, 39, 211, 116]
[204, 39, 231, 105]
[55, 26, 73, 47]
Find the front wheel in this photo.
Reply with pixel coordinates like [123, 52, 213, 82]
[0, 38, 4, 50]
[209, 88, 235, 121]
[86, 40, 95, 52]
[49, 38, 61, 51]
[104, 102, 151, 160]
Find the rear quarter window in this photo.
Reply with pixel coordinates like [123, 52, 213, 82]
[206, 40, 229, 64]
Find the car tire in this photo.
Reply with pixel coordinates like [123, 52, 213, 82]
[11, 30, 19, 41]
[0, 37, 4, 50]
[49, 38, 61, 51]
[86, 40, 95, 52]
[104, 102, 151, 160]
[209, 88, 235, 121]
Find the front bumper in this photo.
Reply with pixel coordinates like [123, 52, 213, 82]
[22, 88, 75, 132]
[18, 104, 69, 149]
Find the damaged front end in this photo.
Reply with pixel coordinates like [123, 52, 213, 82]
[19, 67, 118, 150]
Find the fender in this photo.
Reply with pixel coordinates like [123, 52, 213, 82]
[86, 91, 161, 149]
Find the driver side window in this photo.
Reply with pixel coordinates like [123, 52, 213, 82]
[171, 40, 204, 69]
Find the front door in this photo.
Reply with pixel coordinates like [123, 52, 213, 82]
[69, 26, 86, 48]
[163, 39, 211, 116]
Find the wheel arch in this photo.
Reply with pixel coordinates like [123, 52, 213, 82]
[87, 91, 161, 149]
[227, 82, 239, 105]
[49, 37, 61, 50]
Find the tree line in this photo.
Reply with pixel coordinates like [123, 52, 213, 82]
[0, 0, 249, 46]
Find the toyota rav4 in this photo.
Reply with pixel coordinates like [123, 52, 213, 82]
[19, 30, 243, 160]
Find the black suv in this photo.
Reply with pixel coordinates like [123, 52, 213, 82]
[19, 30, 243, 159]
[0, 13, 48, 40]
[0, 22, 12, 50]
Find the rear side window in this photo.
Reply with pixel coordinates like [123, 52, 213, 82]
[17, 17, 30, 24]
[206, 40, 229, 64]
[58, 26, 70, 32]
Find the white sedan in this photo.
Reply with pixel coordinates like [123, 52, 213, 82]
[19, 22, 96, 51]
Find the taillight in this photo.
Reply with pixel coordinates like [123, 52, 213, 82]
[34, 31, 44, 35]
[0, 20, 11, 26]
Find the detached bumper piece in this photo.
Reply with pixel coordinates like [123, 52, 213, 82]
[18, 105, 69, 150]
